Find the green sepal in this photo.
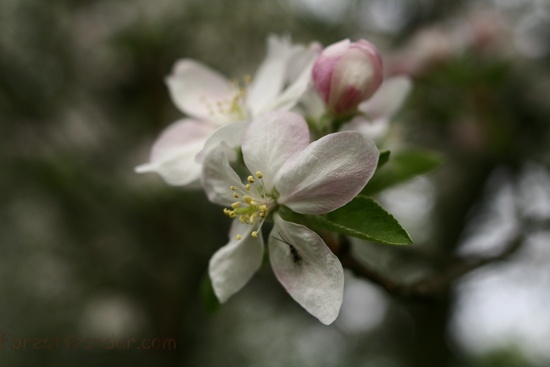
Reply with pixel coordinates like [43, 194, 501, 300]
[200, 275, 221, 314]
[377, 150, 391, 169]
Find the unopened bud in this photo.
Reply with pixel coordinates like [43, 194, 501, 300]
[312, 39, 383, 115]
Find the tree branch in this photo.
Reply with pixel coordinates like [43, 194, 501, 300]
[337, 230, 525, 300]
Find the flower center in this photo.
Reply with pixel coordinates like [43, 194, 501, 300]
[203, 75, 251, 122]
[223, 170, 275, 240]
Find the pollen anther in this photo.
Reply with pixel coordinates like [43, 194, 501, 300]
[222, 171, 273, 241]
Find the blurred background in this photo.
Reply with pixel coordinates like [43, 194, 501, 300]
[2, 0, 550, 366]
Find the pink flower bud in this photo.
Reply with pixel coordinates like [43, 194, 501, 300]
[312, 39, 383, 115]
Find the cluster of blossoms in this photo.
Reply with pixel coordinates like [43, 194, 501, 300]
[137, 36, 411, 324]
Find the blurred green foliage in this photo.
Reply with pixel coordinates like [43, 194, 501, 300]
[2, 0, 550, 366]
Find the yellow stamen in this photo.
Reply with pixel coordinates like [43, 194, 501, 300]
[221, 172, 272, 240]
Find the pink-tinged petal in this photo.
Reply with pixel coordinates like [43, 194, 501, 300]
[242, 112, 310, 192]
[247, 35, 302, 117]
[135, 119, 215, 186]
[313, 39, 383, 115]
[269, 214, 344, 325]
[166, 59, 234, 123]
[350, 39, 383, 97]
[329, 44, 382, 113]
[209, 221, 264, 303]
[358, 76, 412, 124]
[276, 131, 379, 214]
[312, 39, 350, 103]
[196, 121, 247, 163]
[202, 144, 243, 207]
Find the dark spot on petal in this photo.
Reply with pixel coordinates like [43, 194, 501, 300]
[272, 232, 302, 263]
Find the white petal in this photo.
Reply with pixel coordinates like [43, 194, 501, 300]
[242, 111, 310, 192]
[358, 76, 412, 124]
[202, 144, 243, 206]
[286, 42, 321, 82]
[299, 86, 327, 121]
[247, 35, 302, 116]
[196, 121, 247, 163]
[135, 119, 214, 186]
[260, 52, 316, 114]
[209, 221, 264, 303]
[166, 59, 234, 123]
[269, 214, 344, 325]
[276, 131, 379, 214]
[341, 116, 390, 141]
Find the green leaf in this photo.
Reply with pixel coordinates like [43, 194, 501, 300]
[363, 148, 443, 196]
[200, 275, 221, 314]
[377, 150, 390, 169]
[311, 196, 412, 246]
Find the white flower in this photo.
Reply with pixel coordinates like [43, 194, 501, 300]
[202, 111, 379, 324]
[135, 35, 318, 186]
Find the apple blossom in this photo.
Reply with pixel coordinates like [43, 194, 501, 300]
[202, 111, 379, 324]
[312, 39, 383, 116]
[135, 35, 318, 186]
